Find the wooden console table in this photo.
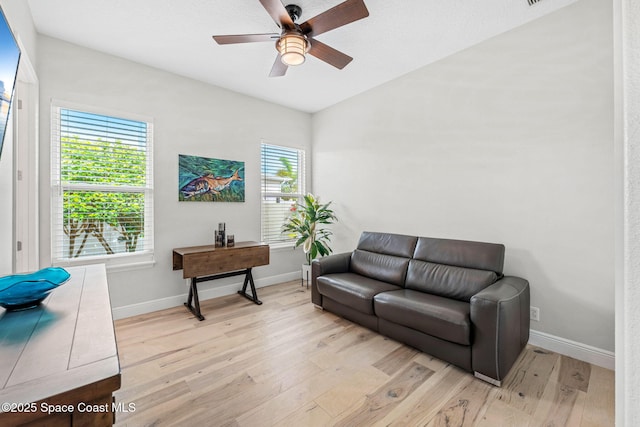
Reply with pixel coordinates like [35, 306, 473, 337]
[0, 264, 121, 426]
[172, 241, 269, 320]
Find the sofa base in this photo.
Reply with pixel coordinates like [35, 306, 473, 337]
[378, 318, 472, 372]
[319, 298, 509, 384]
[474, 371, 502, 387]
[323, 297, 379, 331]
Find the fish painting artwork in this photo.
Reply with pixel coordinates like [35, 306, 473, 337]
[179, 154, 245, 202]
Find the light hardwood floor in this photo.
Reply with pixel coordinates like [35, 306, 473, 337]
[113, 281, 614, 426]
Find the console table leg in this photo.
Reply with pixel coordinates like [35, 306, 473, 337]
[238, 268, 262, 305]
[184, 277, 205, 321]
[186, 280, 193, 307]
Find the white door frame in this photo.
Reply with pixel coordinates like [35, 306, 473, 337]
[13, 37, 39, 272]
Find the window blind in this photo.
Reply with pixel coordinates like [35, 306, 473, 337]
[261, 143, 305, 244]
[51, 106, 154, 263]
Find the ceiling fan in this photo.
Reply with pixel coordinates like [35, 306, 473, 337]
[212, 0, 370, 77]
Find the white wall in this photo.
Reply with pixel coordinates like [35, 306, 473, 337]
[616, 0, 640, 422]
[36, 36, 309, 312]
[312, 0, 614, 352]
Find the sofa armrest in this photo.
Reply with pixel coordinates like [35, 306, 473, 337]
[311, 252, 352, 306]
[470, 276, 530, 385]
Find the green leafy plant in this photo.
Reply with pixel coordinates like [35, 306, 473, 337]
[282, 193, 338, 265]
[61, 136, 146, 257]
[275, 156, 298, 196]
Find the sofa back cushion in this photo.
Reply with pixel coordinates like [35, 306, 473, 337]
[349, 232, 417, 286]
[351, 250, 410, 287]
[413, 237, 505, 274]
[406, 237, 504, 301]
[405, 260, 498, 301]
[357, 232, 418, 258]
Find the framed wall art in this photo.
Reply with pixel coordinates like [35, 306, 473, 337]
[178, 154, 245, 202]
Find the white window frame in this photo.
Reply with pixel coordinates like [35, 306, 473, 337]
[50, 101, 154, 271]
[260, 142, 306, 247]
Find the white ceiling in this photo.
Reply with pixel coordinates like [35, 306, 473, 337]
[26, 0, 578, 113]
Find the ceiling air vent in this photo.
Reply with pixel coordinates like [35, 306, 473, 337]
[527, 0, 542, 5]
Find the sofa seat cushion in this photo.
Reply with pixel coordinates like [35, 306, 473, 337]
[374, 289, 471, 345]
[317, 273, 402, 315]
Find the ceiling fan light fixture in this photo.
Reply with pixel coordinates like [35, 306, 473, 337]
[277, 33, 309, 66]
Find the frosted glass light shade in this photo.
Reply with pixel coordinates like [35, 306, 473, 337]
[277, 33, 309, 66]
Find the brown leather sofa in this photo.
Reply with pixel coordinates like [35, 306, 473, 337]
[311, 231, 530, 386]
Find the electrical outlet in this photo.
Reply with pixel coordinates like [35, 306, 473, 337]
[530, 306, 540, 322]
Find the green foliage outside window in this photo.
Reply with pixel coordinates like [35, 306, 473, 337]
[276, 156, 298, 195]
[61, 136, 146, 258]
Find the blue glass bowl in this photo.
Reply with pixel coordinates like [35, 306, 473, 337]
[0, 267, 71, 311]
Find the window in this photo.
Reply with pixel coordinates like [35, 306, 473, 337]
[261, 143, 305, 245]
[51, 104, 153, 268]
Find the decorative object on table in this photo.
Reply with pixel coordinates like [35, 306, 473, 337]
[282, 193, 338, 286]
[218, 222, 226, 247]
[227, 234, 235, 247]
[178, 154, 245, 202]
[214, 231, 224, 248]
[0, 267, 71, 310]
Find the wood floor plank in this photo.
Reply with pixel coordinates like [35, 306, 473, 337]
[558, 355, 592, 393]
[538, 383, 582, 426]
[112, 281, 615, 426]
[333, 362, 435, 427]
[581, 365, 615, 427]
[426, 374, 496, 427]
[274, 401, 333, 427]
[314, 366, 390, 418]
[373, 345, 420, 376]
[475, 397, 534, 427]
[566, 387, 587, 426]
[497, 347, 560, 415]
[375, 364, 470, 426]
[235, 364, 361, 426]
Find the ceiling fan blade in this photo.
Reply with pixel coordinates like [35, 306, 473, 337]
[300, 0, 369, 37]
[308, 38, 353, 70]
[213, 33, 279, 45]
[269, 55, 288, 77]
[259, 0, 295, 30]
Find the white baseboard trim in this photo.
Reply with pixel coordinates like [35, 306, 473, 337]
[112, 271, 301, 320]
[529, 329, 615, 370]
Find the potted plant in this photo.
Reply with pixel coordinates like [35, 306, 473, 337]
[282, 193, 338, 282]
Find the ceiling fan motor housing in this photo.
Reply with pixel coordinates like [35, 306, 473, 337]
[285, 5, 302, 23]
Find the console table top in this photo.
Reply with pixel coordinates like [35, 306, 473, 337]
[0, 264, 120, 417]
[172, 240, 267, 256]
[172, 241, 270, 280]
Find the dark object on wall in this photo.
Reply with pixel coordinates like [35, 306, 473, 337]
[0, 6, 21, 159]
